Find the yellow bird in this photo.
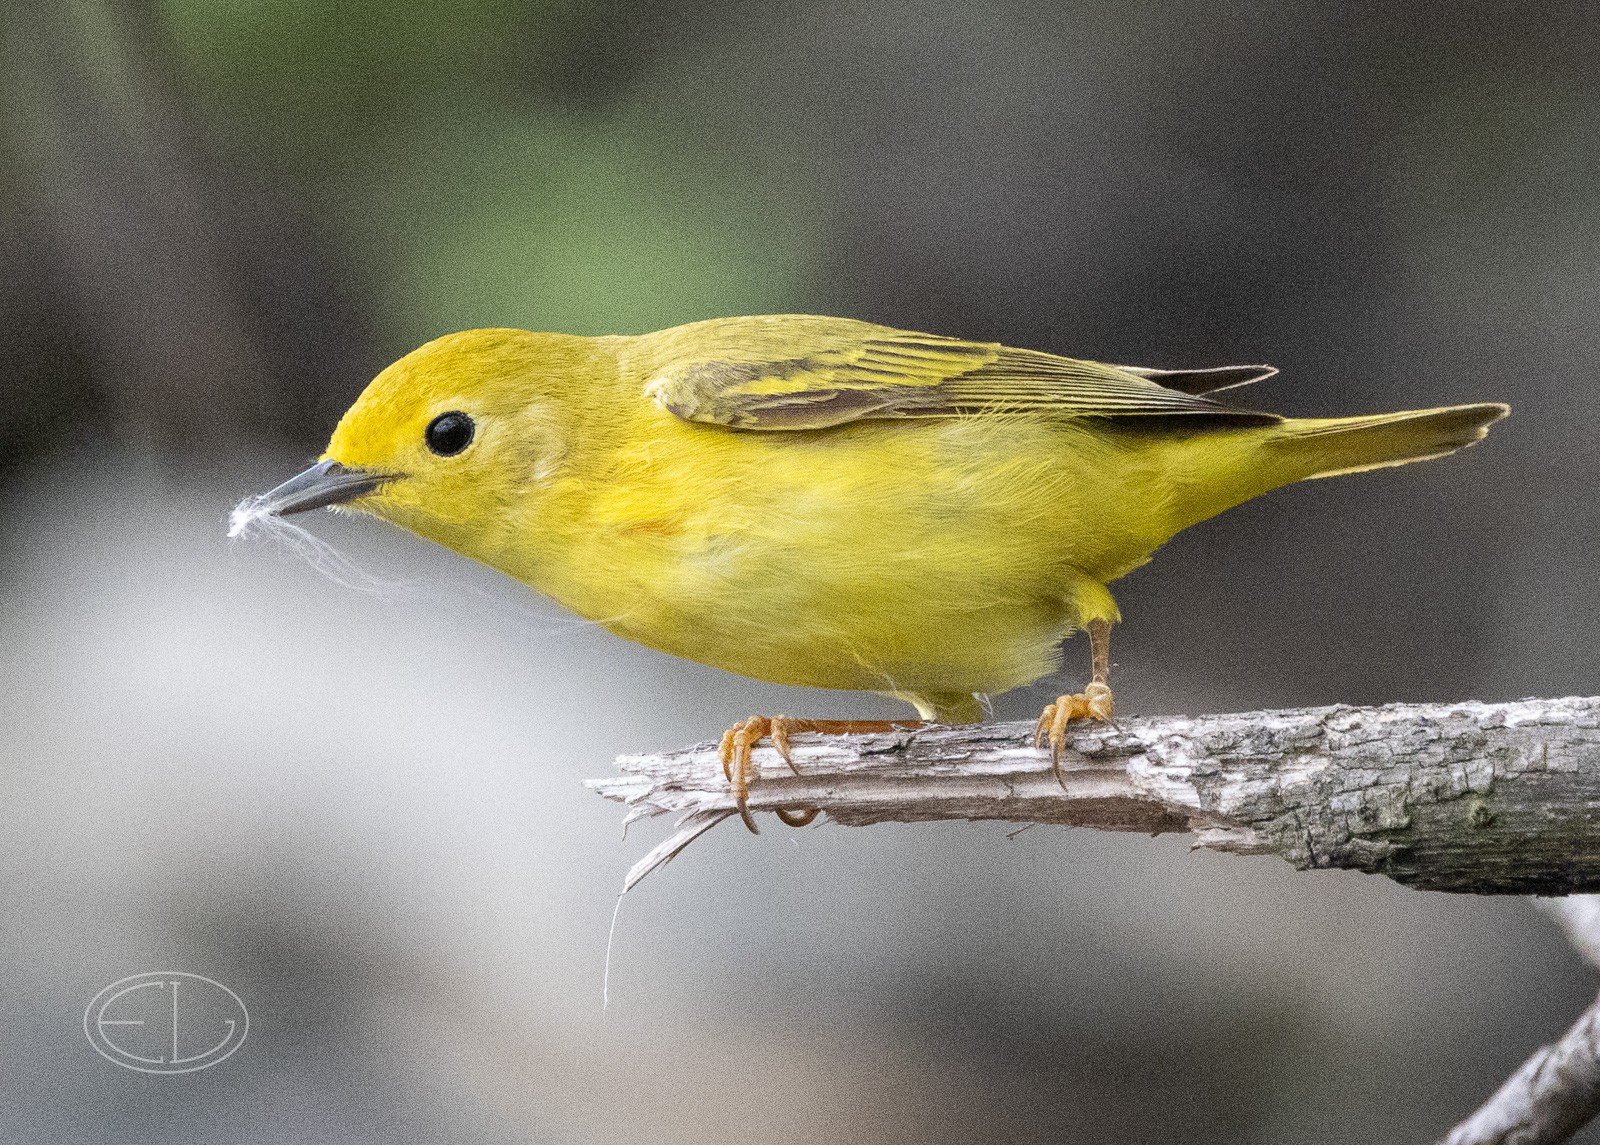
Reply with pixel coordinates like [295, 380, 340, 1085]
[240, 315, 1506, 828]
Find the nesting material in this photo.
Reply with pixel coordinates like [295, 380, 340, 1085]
[226, 492, 277, 540]
[226, 497, 406, 596]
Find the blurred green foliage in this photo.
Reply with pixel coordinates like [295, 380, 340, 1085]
[361, 115, 819, 337]
[158, 0, 536, 168]
[156, 0, 819, 342]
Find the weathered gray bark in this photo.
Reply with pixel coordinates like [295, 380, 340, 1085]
[597, 698, 1600, 1140]
[1439, 996, 1600, 1145]
[589, 696, 1600, 894]
[1439, 899, 1600, 1145]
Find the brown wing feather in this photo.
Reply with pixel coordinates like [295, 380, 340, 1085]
[643, 319, 1280, 431]
[1115, 363, 1278, 395]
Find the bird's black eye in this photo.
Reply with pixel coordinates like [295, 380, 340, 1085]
[425, 411, 475, 457]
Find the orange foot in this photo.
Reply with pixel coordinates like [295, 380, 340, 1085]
[719, 716, 923, 833]
[1034, 683, 1116, 784]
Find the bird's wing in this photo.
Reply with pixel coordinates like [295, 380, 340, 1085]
[1113, 363, 1278, 395]
[646, 329, 1280, 431]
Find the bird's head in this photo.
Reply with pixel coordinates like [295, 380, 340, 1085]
[235, 328, 610, 561]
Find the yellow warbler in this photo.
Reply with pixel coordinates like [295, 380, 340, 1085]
[238, 315, 1506, 826]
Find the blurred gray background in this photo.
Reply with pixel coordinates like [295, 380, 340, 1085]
[2, 1, 1596, 1141]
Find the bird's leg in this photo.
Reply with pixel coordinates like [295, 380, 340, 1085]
[1034, 619, 1116, 784]
[718, 716, 924, 833]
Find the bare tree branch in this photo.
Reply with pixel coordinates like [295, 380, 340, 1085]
[596, 697, 1600, 1140]
[1435, 898, 1600, 1145]
[589, 697, 1600, 893]
[1438, 990, 1600, 1145]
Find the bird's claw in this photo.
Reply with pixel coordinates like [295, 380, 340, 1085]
[1034, 682, 1116, 787]
[718, 716, 817, 833]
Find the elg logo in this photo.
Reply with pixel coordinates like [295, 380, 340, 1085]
[84, 973, 249, 1074]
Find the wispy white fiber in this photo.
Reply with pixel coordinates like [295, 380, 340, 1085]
[226, 497, 409, 597]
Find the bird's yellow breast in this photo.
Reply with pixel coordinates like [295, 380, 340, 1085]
[472, 401, 1223, 696]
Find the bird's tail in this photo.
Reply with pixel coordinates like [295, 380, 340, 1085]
[1270, 402, 1509, 482]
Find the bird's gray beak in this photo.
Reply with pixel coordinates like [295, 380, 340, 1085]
[253, 459, 389, 516]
